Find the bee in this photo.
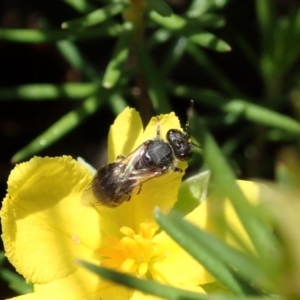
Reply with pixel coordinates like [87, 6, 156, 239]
[83, 102, 199, 208]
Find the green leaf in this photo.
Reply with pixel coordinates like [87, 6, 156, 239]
[0, 83, 97, 100]
[11, 90, 108, 163]
[102, 23, 133, 89]
[62, 4, 125, 29]
[173, 171, 210, 216]
[145, 0, 173, 17]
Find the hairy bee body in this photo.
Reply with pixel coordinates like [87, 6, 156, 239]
[84, 105, 198, 208]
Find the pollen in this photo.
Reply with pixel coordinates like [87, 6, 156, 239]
[97, 223, 159, 277]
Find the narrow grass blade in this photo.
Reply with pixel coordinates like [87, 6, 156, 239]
[169, 83, 300, 135]
[235, 34, 259, 73]
[186, 43, 242, 95]
[145, 0, 172, 17]
[137, 45, 171, 113]
[186, 0, 230, 17]
[277, 8, 300, 75]
[11, 91, 107, 163]
[255, 0, 277, 79]
[188, 31, 231, 52]
[224, 99, 300, 135]
[0, 268, 33, 294]
[168, 82, 224, 106]
[62, 0, 96, 14]
[62, 4, 125, 29]
[102, 23, 133, 89]
[156, 210, 275, 292]
[56, 41, 99, 80]
[255, 0, 276, 59]
[189, 13, 225, 28]
[109, 93, 128, 115]
[150, 11, 230, 52]
[190, 117, 280, 270]
[0, 83, 97, 100]
[148, 28, 172, 48]
[161, 37, 187, 77]
[0, 25, 122, 43]
[155, 210, 247, 295]
[150, 11, 186, 30]
[79, 261, 267, 300]
[0, 253, 33, 294]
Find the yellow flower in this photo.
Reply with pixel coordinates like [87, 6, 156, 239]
[1, 107, 272, 299]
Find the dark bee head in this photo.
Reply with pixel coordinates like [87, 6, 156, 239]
[166, 100, 199, 162]
[166, 129, 193, 161]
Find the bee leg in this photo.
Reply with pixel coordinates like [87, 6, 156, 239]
[136, 184, 143, 195]
[125, 194, 132, 202]
[169, 166, 183, 173]
[117, 154, 126, 160]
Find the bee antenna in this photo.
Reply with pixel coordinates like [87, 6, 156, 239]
[186, 100, 201, 149]
[185, 99, 194, 134]
[156, 116, 161, 139]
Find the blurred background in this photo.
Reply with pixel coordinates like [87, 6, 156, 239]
[1, 0, 300, 298]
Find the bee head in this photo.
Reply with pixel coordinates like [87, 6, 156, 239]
[166, 129, 193, 161]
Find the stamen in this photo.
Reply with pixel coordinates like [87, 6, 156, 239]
[97, 222, 162, 278]
[120, 226, 135, 237]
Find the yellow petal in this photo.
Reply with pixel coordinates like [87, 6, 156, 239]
[1, 156, 101, 284]
[5, 268, 135, 300]
[98, 110, 187, 238]
[108, 107, 144, 163]
[151, 231, 209, 286]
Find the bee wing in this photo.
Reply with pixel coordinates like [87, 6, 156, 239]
[81, 141, 152, 207]
[117, 141, 150, 175]
[127, 166, 167, 186]
[116, 140, 169, 187]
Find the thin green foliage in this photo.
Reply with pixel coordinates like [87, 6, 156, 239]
[190, 117, 281, 274]
[79, 260, 275, 300]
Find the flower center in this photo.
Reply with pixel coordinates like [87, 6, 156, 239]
[97, 222, 159, 277]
